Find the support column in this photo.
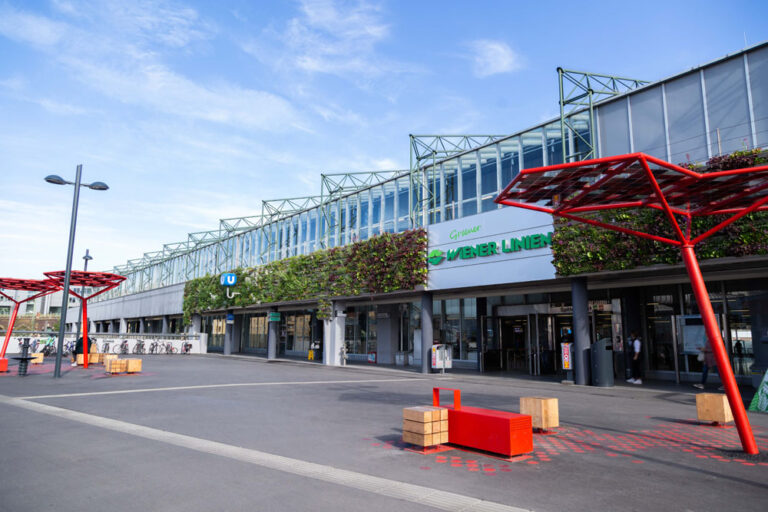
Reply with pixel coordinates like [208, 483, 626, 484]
[119, 318, 127, 335]
[190, 314, 202, 335]
[421, 292, 433, 374]
[267, 308, 278, 360]
[571, 277, 591, 386]
[138, 319, 145, 334]
[376, 304, 398, 365]
[161, 316, 169, 334]
[323, 302, 345, 366]
[224, 312, 233, 356]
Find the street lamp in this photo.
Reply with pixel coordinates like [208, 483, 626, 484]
[46, 165, 109, 378]
[74, 249, 93, 340]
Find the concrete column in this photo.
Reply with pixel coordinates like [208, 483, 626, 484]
[267, 308, 278, 360]
[571, 277, 591, 386]
[119, 318, 127, 335]
[233, 314, 243, 354]
[376, 304, 398, 365]
[323, 302, 345, 366]
[421, 292, 434, 374]
[190, 314, 202, 335]
[224, 313, 233, 356]
[138, 319, 145, 334]
[161, 316, 169, 334]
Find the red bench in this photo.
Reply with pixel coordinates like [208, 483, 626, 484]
[433, 387, 533, 457]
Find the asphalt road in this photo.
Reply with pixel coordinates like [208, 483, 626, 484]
[1, 355, 766, 512]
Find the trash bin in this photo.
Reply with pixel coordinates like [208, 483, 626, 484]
[591, 338, 614, 387]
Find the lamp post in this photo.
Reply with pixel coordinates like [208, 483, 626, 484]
[74, 249, 93, 340]
[45, 166, 109, 378]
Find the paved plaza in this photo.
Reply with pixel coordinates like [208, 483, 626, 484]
[1, 356, 767, 512]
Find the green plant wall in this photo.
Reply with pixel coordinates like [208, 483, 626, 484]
[183, 229, 427, 323]
[552, 149, 768, 276]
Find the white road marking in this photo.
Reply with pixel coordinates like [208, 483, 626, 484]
[0, 394, 531, 512]
[20, 377, 424, 399]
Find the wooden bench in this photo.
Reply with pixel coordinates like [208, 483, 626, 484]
[402, 406, 449, 447]
[520, 397, 559, 432]
[30, 352, 44, 365]
[696, 393, 733, 425]
[433, 388, 532, 457]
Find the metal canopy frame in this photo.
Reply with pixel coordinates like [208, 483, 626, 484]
[496, 152, 768, 454]
[0, 278, 61, 366]
[44, 271, 126, 369]
[558, 68, 648, 162]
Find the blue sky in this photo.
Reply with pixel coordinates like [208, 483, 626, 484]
[1, 0, 767, 279]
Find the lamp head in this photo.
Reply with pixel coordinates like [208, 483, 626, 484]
[45, 175, 67, 185]
[88, 181, 109, 191]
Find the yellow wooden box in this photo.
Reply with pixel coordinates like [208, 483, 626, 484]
[520, 397, 560, 430]
[105, 359, 127, 374]
[696, 393, 733, 424]
[125, 359, 142, 373]
[30, 352, 44, 364]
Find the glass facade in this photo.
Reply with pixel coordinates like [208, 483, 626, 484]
[241, 313, 268, 354]
[345, 306, 377, 356]
[202, 315, 225, 352]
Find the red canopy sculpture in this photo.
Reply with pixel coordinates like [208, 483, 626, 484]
[496, 152, 768, 455]
[44, 271, 125, 369]
[0, 278, 61, 371]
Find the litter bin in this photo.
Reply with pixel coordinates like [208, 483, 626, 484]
[591, 338, 614, 387]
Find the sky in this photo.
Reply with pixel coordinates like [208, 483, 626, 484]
[1, 0, 767, 279]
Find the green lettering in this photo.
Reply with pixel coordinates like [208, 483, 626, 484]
[478, 243, 488, 257]
[447, 249, 461, 261]
[531, 234, 541, 249]
[487, 241, 499, 255]
[542, 232, 553, 246]
[502, 240, 512, 253]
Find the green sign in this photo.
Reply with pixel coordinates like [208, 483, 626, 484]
[749, 370, 768, 413]
[268, 312, 281, 322]
[429, 232, 553, 266]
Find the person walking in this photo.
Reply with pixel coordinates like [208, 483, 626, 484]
[626, 331, 642, 385]
[694, 338, 723, 390]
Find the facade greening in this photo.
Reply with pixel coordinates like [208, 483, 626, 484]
[76, 43, 768, 384]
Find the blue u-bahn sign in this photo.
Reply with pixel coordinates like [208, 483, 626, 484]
[220, 273, 237, 287]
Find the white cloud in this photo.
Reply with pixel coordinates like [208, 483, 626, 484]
[0, 6, 66, 46]
[467, 39, 523, 78]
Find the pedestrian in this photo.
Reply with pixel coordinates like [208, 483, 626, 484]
[70, 336, 84, 366]
[693, 338, 722, 390]
[626, 331, 642, 385]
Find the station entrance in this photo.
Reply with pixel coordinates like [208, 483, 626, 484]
[482, 301, 620, 376]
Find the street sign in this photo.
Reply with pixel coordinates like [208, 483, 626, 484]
[220, 273, 237, 287]
[268, 312, 281, 322]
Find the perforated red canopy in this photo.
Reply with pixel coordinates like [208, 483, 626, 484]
[44, 271, 126, 291]
[0, 278, 60, 293]
[495, 152, 767, 455]
[495, 152, 768, 246]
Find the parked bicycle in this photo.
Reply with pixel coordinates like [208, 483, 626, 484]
[41, 337, 57, 356]
[63, 340, 75, 356]
[149, 340, 160, 354]
[132, 340, 145, 355]
[163, 341, 178, 354]
[113, 339, 129, 354]
[180, 341, 192, 354]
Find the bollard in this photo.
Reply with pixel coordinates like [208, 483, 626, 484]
[18, 339, 30, 376]
[340, 343, 348, 366]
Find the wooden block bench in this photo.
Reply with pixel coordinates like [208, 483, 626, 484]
[696, 393, 733, 425]
[520, 397, 559, 432]
[125, 358, 142, 373]
[105, 359, 127, 374]
[402, 406, 448, 447]
[30, 352, 44, 365]
[433, 387, 533, 457]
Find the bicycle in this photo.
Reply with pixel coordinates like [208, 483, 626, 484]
[180, 341, 192, 354]
[133, 340, 145, 355]
[164, 341, 178, 354]
[149, 340, 160, 354]
[113, 339, 129, 354]
[101, 341, 111, 353]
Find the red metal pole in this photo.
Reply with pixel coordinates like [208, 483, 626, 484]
[82, 299, 89, 369]
[1, 302, 21, 358]
[681, 245, 758, 454]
